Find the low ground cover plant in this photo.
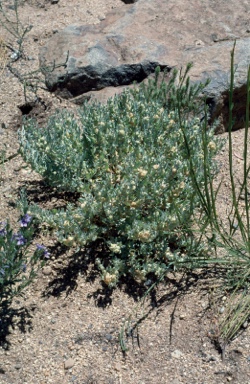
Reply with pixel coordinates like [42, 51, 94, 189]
[0, 213, 49, 309]
[18, 67, 222, 286]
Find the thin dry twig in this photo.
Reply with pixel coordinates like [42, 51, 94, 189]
[0, 36, 8, 75]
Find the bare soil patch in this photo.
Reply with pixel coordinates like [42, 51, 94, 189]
[0, 1, 250, 383]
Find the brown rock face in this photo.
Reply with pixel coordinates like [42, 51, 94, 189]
[40, 0, 250, 131]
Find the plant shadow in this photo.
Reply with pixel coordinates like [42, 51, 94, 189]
[42, 240, 164, 308]
[0, 301, 35, 350]
[119, 266, 227, 353]
[42, 238, 227, 314]
[19, 179, 80, 208]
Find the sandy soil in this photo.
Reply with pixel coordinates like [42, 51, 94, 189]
[0, 1, 250, 383]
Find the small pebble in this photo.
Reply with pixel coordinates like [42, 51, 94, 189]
[171, 350, 183, 359]
[114, 362, 121, 371]
[64, 358, 75, 370]
[42, 266, 53, 276]
[243, 321, 248, 329]
[208, 355, 217, 362]
[179, 313, 187, 320]
[105, 333, 113, 341]
[233, 347, 244, 355]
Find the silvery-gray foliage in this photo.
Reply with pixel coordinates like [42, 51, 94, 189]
[19, 67, 222, 286]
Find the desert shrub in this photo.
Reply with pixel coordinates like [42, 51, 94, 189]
[18, 67, 222, 286]
[0, 214, 49, 307]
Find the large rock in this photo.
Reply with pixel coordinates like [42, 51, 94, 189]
[40, 0, 250, 131]
[40, 3, 170, 98]
[184, 38, 250, 132]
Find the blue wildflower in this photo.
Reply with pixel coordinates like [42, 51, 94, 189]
[0, 222, 7, 237]
[12, 233, 26, 246]
[36, 244, 50, 258]
[0, 228, 6, 237]
[20, 214, 32, 227]
[21, 264, 27, 272]
[0, 264, 9, 276]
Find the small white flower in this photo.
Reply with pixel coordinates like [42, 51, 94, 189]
[130, 201, 138, 208]
[208, 141, 216, 151]
[134, 269, 146, 283]
[73, 214, 81, 220]
[63, 236, 74, 246]
[137, 168, 148, 177]
[172, 167, 177, 174]
[137, 230, 151, 242]
[170, 146, 177, 154]
[179, 181, 185, 190]
[168, 119, 175, 127]
[103, 273, 117, 286]
[109, 243, 122, 254]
